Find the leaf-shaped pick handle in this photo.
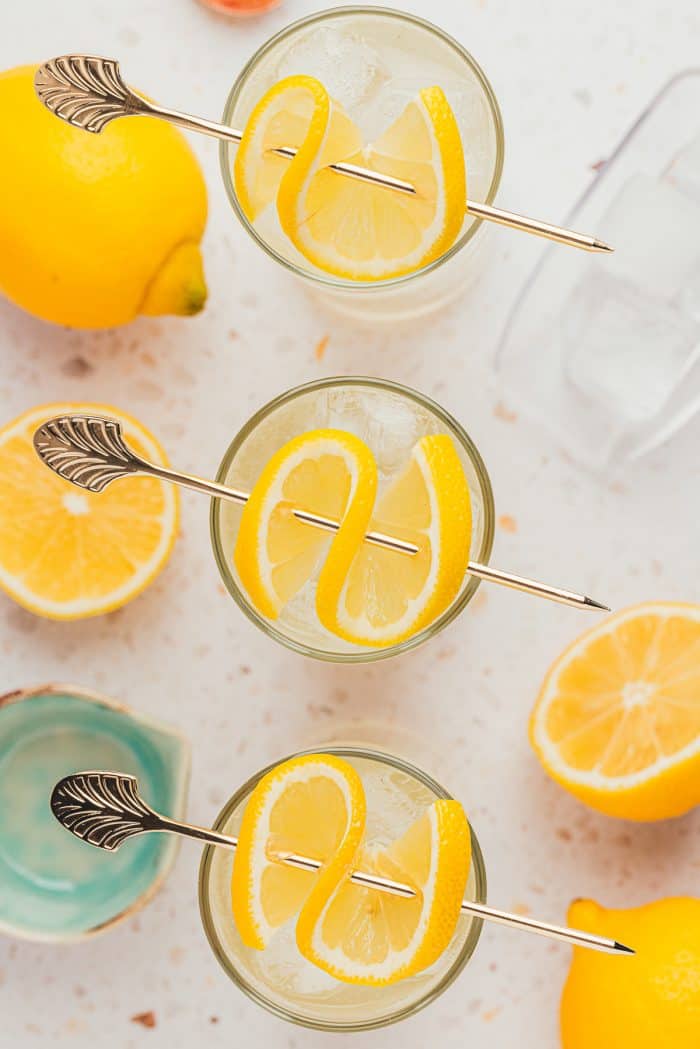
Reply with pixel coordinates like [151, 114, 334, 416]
[33, 415, 147, 493]
[34, 55, 149, 133]
[51, 771, 163, 851]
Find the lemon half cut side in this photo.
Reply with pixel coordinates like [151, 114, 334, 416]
[531, 602, 700, 820]
[0, 403, 179, 619]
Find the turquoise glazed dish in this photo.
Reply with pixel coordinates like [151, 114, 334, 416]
[0, 683, 190, 942]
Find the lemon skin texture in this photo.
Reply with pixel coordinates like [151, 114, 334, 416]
[0, 65, 208, 328]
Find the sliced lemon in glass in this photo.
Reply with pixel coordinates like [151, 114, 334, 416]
[297, 800, 471, 985]
[233, 428, 377, 620]
[231, 753, 366, 950]
[234, 75, 466, 280]
[317, 434, 472, 647]
[234, 74, 363, 224]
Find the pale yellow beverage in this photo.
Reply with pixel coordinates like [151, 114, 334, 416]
[220, 6, 504, 321]
[199, 747, 486, 1031]
[210, 377, 495, 661]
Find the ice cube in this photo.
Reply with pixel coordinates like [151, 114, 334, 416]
[600, 174, 700, 301]
[365, 393, 433, 476]
[665, 133, 700, 204]
[275, 26, 389, 112]
[317, 387, 372, 439]
[317, 388, 434, 477]
[563, 269, 700, 426]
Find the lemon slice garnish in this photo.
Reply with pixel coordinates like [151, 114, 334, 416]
[231, 753, 366, 950]
[234, 74, 362, 224]
[317, 434, 472, 646]
[233, 428, 377, 620]
[234, 75, 466, 280]
[296, 799, 471, 985]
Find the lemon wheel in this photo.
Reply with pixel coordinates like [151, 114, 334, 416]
[234, 75, 466, 281]
[230, 752, 472, 988]
[231, 754, 366, 949]
[297, 799, 471, 986]
[317, 434, 472, 646]
[233, 428, 377, 620]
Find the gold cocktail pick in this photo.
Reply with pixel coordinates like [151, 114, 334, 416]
[51, 770, 635, 956]
[33, 414, 610, 613]
[34, 55, 613, 254]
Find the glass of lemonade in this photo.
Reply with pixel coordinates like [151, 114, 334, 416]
[199, 746, 486, 1031]
[220, 6, 504, 321]
[210, 377, 495, 661]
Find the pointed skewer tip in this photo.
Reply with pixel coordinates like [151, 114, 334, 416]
[614, 941, 636, 955]
[593, 238, 614, 253]
[584, 596, 612, 612]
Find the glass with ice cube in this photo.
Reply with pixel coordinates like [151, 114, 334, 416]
[496, 71, 700, 469]
[219, 6, 504, 321]
[198, 745, 486, 1030]
[210, 376, 495, 660]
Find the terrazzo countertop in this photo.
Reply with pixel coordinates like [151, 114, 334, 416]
[2, 1, 699, 1046]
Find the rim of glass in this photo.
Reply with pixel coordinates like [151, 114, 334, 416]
[198, 745, 487, 1032]
[210, 376, 496, 662]
[219, 5, 505, 291]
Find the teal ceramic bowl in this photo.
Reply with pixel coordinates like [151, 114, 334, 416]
[0, 683, 190, 942]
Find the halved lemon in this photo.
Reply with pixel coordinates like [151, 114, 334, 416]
[235, 75, 466, 281]
[317, 434, 472, 647]
[297, 800, 470, 985]
[0, 403, 178, 619]
[234, 428, 377, 620]
[530, 602, 700, 821]
[231, 753, 366, 950]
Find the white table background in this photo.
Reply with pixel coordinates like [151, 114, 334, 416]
[2, 1, 700, 1046]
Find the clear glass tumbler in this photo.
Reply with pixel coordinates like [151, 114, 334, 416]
[199, 745, 486, 1031]
[219, 6, 504, 322]
[210, 376, 495, 662]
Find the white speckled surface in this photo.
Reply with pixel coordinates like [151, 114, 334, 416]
[1, 1, 700, 1045]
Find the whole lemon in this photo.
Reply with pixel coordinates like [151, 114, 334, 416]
[0, 65, 208, 327]
[562, 897, 700, 1049]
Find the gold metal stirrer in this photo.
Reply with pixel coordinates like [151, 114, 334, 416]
[33, 414, 610, 612]
[34, 55, 613, 253]
[51, 771, 635, 956]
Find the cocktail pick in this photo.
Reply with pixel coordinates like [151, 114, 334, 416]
[33, 413, 610, 612]
[34, 54, 612, 254]
[51, 770, 634, 956]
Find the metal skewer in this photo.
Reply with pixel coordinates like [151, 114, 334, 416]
[34, 55, 613, 254]
[51, 771, 634, 956]
[33, 414, 610, 613]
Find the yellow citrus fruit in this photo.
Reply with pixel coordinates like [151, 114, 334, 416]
[233, 428, 377, 620]
[297, 800, 470, 985]
[0, 403, 179, 619]
[0, 65, 207, 328]
[234, 74, 359, 224]
[234, 75, 465, 280]
[530, 603, 700, 820]
[317, 434, 472, 647]
[561, 897, 700, 1049]
[231, 754, 366, 950]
